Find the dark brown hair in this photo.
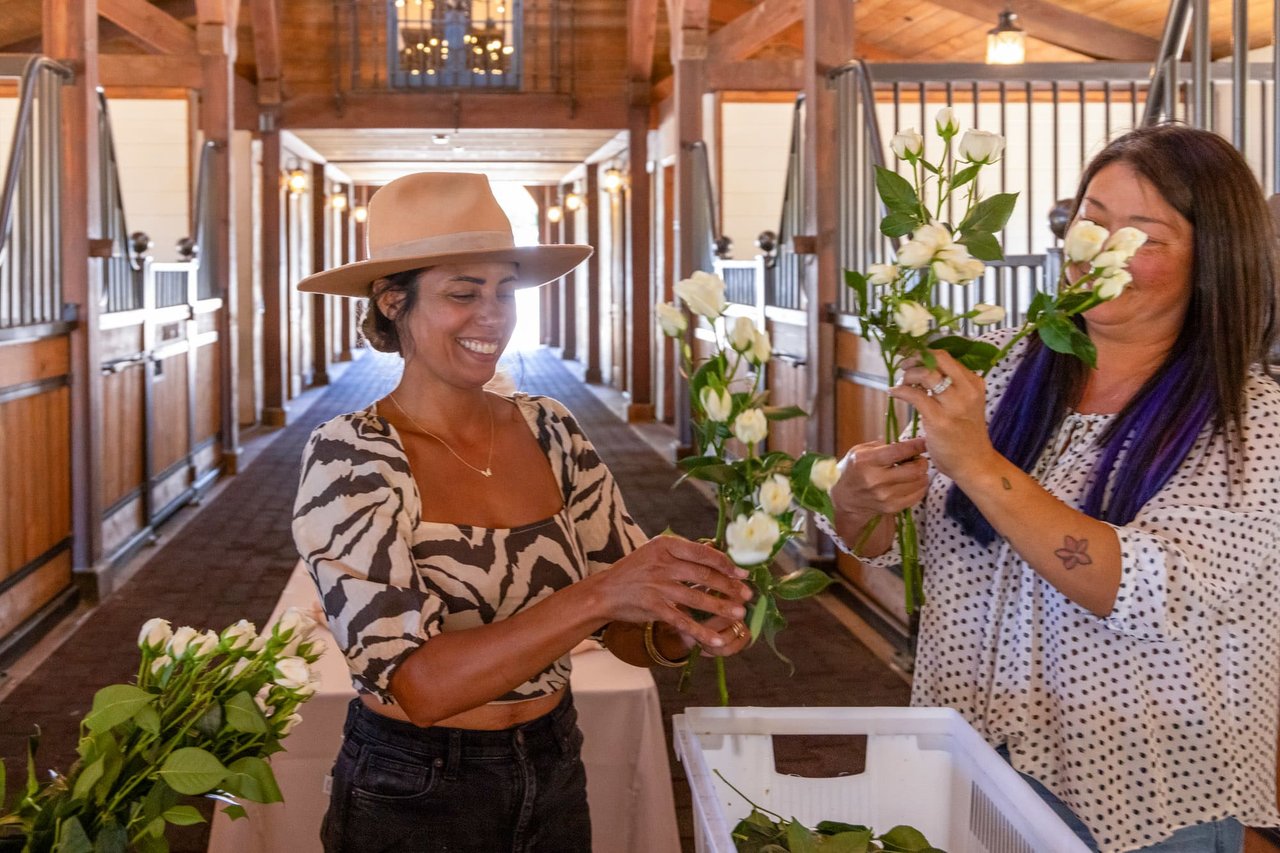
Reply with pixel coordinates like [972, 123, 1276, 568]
[361, 268, 425, 355]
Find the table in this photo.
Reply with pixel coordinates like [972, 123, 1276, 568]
[207, 565, 682, 853]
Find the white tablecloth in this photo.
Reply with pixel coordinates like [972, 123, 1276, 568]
[207, 565, 681, 853]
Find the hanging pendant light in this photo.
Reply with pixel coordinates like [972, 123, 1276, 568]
[986, 9, 1026, 65]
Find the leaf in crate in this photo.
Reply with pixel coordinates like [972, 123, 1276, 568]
[157, 748, 227, 795]
[161, 805, 205, 827]
[957, 193, 1017, 235]
[221, 757, 283, 804]
[775, 569, 833, 600]
[84, 685, 155, 734]
[224, 691, 269, 735]
[786, 819, 820, 853]
[874, 167, 922, 217]
[877, 824, 936, 852]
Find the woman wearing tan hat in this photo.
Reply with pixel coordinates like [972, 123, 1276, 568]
[292, 172, 752, 852]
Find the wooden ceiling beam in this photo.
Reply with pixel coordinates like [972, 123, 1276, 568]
[628, 0, 660, 101]
[708, 57, 803, 90]
[925, 0, 1159, 61]
[99, 53, 202, 88]
[707, 0, 804, 63]
[98, 0, 196, 55]
[281, 92, 629, 130]
[250, 0, 283, 105]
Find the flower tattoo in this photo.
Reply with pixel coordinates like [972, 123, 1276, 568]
[1055, 535, 1093, 570]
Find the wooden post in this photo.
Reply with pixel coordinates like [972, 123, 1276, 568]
[337, 194, 354, 361]
[802, 0, 848, 457]
[541, 185, 560, 347]
[45, 0, 104, 570]
[197, 1, 241, 468]
[560, 185, 577, 361]
[672, 25, 707, 451]
[583, 166, 602, 383]
[259, 124, 288, 426]
[310, 161, 330, 386]
[626, 105, 655, 422]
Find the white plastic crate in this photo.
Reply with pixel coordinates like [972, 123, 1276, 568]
[673, 706, 1090, 853]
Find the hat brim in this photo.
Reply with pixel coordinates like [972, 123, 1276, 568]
[296, 244, 593, 297]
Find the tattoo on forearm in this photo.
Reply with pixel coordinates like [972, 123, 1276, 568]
[1001, 476, 1012, 491]
[1054, 535, 1092, 570]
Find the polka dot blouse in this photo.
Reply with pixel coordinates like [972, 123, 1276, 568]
[832, 332, 1280, 852]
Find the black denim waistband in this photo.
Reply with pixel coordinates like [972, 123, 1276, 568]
[344, 690, 578, 761]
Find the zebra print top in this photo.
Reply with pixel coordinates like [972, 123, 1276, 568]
[292, 393, 645, 705]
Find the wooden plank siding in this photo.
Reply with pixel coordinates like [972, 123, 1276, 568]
[0, 335, 73, 650]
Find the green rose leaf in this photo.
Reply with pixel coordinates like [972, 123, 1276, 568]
[91, 820, 127, 853]
[786, 818, 819, 853]
[194, 704, 224, 739]
[956, 230, 1003, 262]
[879, 210, 919, 239]
[84, 685, 155, 734]
[134, 705, 161, 737]
[1055, 290, 1093, 316]
[157, 748, 227, 795]
[844, 269, 869, 316]
[54, 817, 93, 853]
[1026, 290, 1052, 323]
[957, 192, 1017, 235]
[161, 805, 206, 826]
[1037, 312, 1097, 368]
[763, 405, 807, 421]
[874, 166, 921, 217]
[71, 756, 105, 802]
[689, 350, 727, 407]
[878, 824, 934, 852]
[823, 830, 874, 852]
[815, 820, 872, 835]
[774, 568, 833, 601]
[141, 779, 181, 822]
[949, 162, 982, 190]
[222, 804, 248, 822]
[222, 757, 283, 804]
[225, 691, 269, 735]
[927, 335, 1000, 373]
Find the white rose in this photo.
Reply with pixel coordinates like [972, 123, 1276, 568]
[893, 300, 933, 337]
[1090, 250, 1127, 270]
[167, 626, 199, 658]
[674, 270, 728, 319]
[866, 263, 899, 286]
[732, 408, 769, 446]
[932, 245, 984, 284]
[655, 302, 687, 337]
[191, 630, 220, 658]
[221, 619, 257, 652]
[137, 618, 172, 651]
[810, 457, 840, 492]
[248, 633, 268, 653]
[935, 107, 960, 137]
[274, 607, 305, 639]
[728, 316, 757, 352]
[890, 127, 924, 160]
[299, 635, 328, 661]
[756, 474, 792, 516]
[972, 303, 1006, 325]
[274, 657, 311, 691]
[725, 511, 782, 566]
[278, 713, 303, 736]
[1104, 226, 1148, 256]
[254, 686, 271, 714]
[699, 386, 733, 422]
[958, 129, 1005, 164]
[1095, 268, 1132, 300]
[229, 658, 251, 679]
[896, 223, 952, 268]
[1063, 220, 1109, 263]
[748, 328, 772, 365]
[149, 655, 172, 676]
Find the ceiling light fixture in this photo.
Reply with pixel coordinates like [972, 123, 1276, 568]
[546, 204, 564, 224]
[602, 167, 626, 194]
[986, 8, 1026, 65]
[284, 166, 309, 195]
[352, 205, 369, 224]
[564, 191, 584, 212]
[329, 193, 348, 211]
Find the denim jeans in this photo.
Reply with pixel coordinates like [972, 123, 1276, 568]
[321, 691, 591, 853]
[996, 745, 1244, 853]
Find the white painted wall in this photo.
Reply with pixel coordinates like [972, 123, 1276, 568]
[718, 101, 793, 258]
[107, 98, 190, 262]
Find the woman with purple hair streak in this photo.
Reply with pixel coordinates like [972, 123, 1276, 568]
[827, 124, 1280, 853]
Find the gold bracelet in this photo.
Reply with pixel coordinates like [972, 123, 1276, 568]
[643, 621, 690, 668]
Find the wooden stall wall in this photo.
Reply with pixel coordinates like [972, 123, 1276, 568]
[0, 335, 74, 656]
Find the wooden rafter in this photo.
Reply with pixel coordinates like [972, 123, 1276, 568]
[628, 0, 660, 88]
[98, 0, 196, 55]
[99, 54, 202, 88]
[708, 57, 803, 91]
[250, 0, 283, 105]
[926, 0, 1160, 61]
[707, 0, 803, 63]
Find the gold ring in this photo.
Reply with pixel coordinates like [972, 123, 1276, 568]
[731, 621, 746, 639]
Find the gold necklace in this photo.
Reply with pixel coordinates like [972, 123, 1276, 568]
[386, 392, 495, 478]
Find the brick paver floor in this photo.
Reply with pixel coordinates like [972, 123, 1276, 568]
[0, 346, 908, 852]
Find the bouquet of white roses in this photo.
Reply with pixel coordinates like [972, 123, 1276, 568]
[844, 107, 1146, 614]
[658, 271, 839, 705]
[0, 611, 323, 853]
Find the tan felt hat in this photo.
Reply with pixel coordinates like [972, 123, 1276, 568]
[296, 171, 592, 297]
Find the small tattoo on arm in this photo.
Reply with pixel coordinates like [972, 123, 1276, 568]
[1001, 476, 1012, 491]
[1054, 535, 1093, 570]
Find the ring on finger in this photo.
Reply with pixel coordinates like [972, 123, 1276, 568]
[730, 621, 746, 639]
[926, 376, 953, 396]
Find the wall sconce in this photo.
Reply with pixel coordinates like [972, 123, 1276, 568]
[284, 166, 309, 195]
[564, 191, 584, 212]
[329, 192, 348, 211]
[986, 8, 1026, 65]
[546, 204, 564, 224]
[602, 167, 626, 194]
[352, 205, 369, 224]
